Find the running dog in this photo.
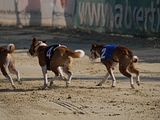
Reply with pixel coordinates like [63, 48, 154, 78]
[28, 38, 85, 89]
[90, 43, 140, 89]
[0, 44, 21, 89]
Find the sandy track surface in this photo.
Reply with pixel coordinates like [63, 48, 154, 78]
[0, 27, 160, 120]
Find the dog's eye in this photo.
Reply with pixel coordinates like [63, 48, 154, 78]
[90, 49, 94, 52]
[34, 44, 37, 47]
[91, 50, 96, 54]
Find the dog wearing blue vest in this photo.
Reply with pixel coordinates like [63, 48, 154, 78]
[29, 38, 85, 89]
[90, 43, 140, 89]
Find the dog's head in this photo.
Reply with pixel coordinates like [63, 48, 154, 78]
[90, 44, 103, 60]
[28, 37, 47, 56]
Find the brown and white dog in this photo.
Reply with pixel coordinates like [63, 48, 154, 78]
[29, 38, 85, 89]
[0, 44, 21, 89]
[90, 44, 140, 89]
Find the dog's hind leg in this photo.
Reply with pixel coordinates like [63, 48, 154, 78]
[97, 72, 109, 86]
[65, 70, 72, 87]
[119, 56, 135, 88]
[109, 68, 117, 87]
[119, 65, 134, 89]
[62, 64, 73, 87]
[41, 65, 49, 89]
[8, 63, 21, 84]
[128, 63, 140, 86]
[1, 65, 16, 89]
[57, 66, 67, 80]
[63, 57, 73, 87]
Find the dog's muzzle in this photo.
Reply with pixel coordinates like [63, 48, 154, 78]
[28, 48, 36, 56]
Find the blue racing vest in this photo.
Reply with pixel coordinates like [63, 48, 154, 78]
[100, 45, 117, 61]
[45, 44, 60, 70]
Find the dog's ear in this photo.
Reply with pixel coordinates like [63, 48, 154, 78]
[92, 43, 97, 48]
[42, 40, 47, 44]
[32, 37, 37, 43]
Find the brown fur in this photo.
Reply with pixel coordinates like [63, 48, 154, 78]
[0, 44, 21, 89]
[29, 38, 84, 89]
[90, 44, 140, 88]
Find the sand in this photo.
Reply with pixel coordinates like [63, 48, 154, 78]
[0, 27, 160, 120]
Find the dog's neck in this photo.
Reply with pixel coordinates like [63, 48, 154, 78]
[34, 41, 47, 52]
[96, 45, 104, 55]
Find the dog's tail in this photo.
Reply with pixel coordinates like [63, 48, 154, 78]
[6, 44, 15, 53]
[125, 49, 138, 63]
[67, 49, 85, 58]
[133, 56, 138, 63]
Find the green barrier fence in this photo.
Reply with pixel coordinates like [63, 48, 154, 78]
[74, 0, 160, 36]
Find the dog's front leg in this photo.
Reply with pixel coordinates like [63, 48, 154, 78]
[130, 76, 135, 89]
[110, 69, 116, 87]
[17, 71, 21, 84]
[41, 65, 48, 89]
[97, 72, 109, 86]
[136, 75, 140, 86]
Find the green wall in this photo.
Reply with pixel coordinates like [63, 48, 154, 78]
[74, 0, 160, 36]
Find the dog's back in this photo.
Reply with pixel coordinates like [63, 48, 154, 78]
[113, 46, 138, 63]
[49, 46, 84, 68]
[0, 44, 15, 54]
[113, 46, 132, 60]
[0, 44, 15, 66]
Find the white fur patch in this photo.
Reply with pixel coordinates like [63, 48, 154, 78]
[7, 44, 14, 51]
[133, 56, 138, 60]
[34, 41, 47, 52]
[133, 55, 138, 62]
[75, 49, 85, 58]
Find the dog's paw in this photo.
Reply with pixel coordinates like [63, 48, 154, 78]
[18, 81, 22, 85]
[111, 85, 116, 88]
[12, 85, 16, 90]
[66, 82, 70, 88]
[61, 76, 67, 81]
[49, 81, 53, 86]
[136, 81, 140, 86]
[96, 83, 102, 86]
[41, 84, 49, 90]
[49, 81, 56, 87]
[41, 87, 49, 90]
[131, 84, 135, 89]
